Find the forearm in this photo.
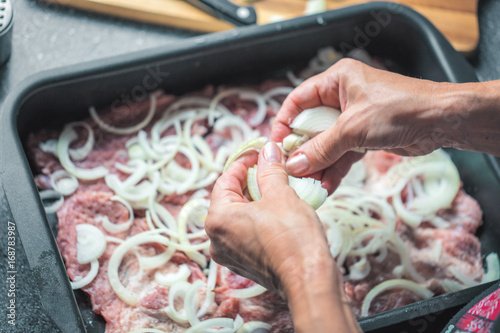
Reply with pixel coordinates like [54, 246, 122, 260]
[437, 80, 500, 155]
[281, 254, 361, 333]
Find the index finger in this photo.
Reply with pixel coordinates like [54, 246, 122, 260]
[271, 71, 341, 142]
[211, 152, 258, 205]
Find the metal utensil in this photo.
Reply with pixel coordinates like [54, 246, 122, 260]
[185, 0, 257, 26]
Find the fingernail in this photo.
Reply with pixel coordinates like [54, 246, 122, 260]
[263, 142, 281, 163]
[286, 154, 310, 174]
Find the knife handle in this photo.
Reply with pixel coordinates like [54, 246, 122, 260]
[189, 0, 257, 26]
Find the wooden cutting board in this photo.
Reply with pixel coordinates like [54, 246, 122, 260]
[43, 0, 479, 53]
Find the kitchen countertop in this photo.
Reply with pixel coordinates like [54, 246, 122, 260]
[0, 0, 499, 332]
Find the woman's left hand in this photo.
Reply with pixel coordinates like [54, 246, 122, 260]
[205, 142, 334, 296]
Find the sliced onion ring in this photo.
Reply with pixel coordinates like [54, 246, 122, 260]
[57, 122, 108, 180]
[223, 136, 268, 173]
[70, 259, 99, 290]
[361, 279, 433, 317]
[230, 284, 267, 299]
[39, 190, 64, 214]
[76, 223, 107, 264]
[89, 94, 157, 135]
[50, 169, 79, 196]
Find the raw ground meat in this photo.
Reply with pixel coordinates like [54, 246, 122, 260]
[28, 84, 485, 332]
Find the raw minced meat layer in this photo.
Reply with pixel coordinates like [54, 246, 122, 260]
[28, 84, 484, 333]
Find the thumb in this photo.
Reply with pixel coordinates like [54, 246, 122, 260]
[286, 119, 354, 177]
[257, 142, 289, 196]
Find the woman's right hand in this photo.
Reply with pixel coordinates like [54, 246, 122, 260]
[272, 58, 477, 193]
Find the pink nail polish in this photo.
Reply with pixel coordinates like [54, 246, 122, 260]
[286, 154, 310, 174]
[264, 142, 281, 163]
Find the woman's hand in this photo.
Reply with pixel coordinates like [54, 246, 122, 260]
[206, 142, 361, 332]
[206, 142, 333, 295]
[273, 58, 480, 193]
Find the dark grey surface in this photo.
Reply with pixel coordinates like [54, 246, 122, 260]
[0, 0, 498, 332]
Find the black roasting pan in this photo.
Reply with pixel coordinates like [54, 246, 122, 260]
[2, 2, 500, 332]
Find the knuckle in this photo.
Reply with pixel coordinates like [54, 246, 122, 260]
[333, 57, 362, 73]
[310, 136, 338, 165]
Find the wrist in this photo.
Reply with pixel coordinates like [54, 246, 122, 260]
[432, 81, 500, 154]
[277, 250, 360, 332]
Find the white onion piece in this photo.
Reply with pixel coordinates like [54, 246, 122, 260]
[449, 267, 479, 287]
[57, 123, 108, 180]
[164, 96, 212, 115]
[149, 200, 178, 232]
[39, 189, 65, 214]
[120, 160, 149, 189]
[68, 121, 95, 161]
[433, 240, 442, 262]
[149, 125, 182, 171]
[183, 118, 221, 172]
[239, 91, 267, 127]
[290, 106, 341, 137]
[105, 170, 159, 203]
[341, 160, 366, 186]
[263, 86, 293, 101]
[214, 115, 255, 144]
[105, 236, 124, 244]
[138, 246, 176, 270]
[185, 279, 205, 326]
[375, 246, 388, 263]
[348, 256, 371, 280]
[70, 259, 99, 290]
[178, 198, 210, 234]
[390, 158, 460, 227]
[165, 281, 191, 324]
[155, 264, 191, 286]
[236, 321, 271, 333]
[152, 110, 196, 143]
[177, 198, 210, 267]
[282, 133, 307, 152]
[361, 279, 433, 317]
[76, 224, 107, 264]
[159, 146, 200, 195]
[129, 329, 168, 333]
[230, 284, 267, 299]
[442, 279, 467, 293]
[286, 70, 303, 87]
[209, 88, 259, 126]
[288, 176, 328, 210]
[292, 176, 328, 210]
[309, 47, 343, 72]
[223, 137, 268, 173]
[138, 130, 163, 160]
[388, 234, 424, 283]
[207, 260, 218, 291]
[482, 253, 500, 283]
[96, 196, 134, 233]
[186, 316, 241, 333]
[89, 94, 156, 135]
[108, 233, 172, 306]
[39, 139, 58, 155]
[247, 165, 261, 201]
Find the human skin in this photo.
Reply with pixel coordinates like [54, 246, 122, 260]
[206, 58, 500, 332]
[206, 142, 361, 333]
[275, 58, 500, 193]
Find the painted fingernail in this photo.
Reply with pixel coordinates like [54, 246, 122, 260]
[286, 154, 310, 174]
[264, 142, 281, 163]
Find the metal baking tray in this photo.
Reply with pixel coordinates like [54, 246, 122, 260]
[2, 2, 500, 332]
